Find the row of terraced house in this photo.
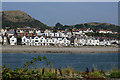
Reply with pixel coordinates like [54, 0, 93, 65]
[0, 27, 119, 46]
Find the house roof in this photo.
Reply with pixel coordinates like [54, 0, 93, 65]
[17, 26, 37, 30]
[7, 29, 15, 34]
[67, 31, 71, 32]
[97, 29, 112, 32]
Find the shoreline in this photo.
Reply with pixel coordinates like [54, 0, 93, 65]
[1, 45, 119, 54]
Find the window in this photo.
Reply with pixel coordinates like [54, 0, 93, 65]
[18, 30, 20, 33]
[41, 40, 42, 42]
[35, 40, 38, 42]
[18, 33, 20, 36]
[35, 43, 37, 45]
[23, 38, 26, 42]
[27, 40, 29, 42]
[35, 37, 38, 39]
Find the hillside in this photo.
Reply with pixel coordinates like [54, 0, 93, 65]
[74, 22, 119, 32]
[54, 22, 120, 32]
[2, 10, 120, 32]
[2, 10, 48, 30]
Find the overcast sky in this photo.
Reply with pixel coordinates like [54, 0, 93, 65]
[2, 2, 118, 26]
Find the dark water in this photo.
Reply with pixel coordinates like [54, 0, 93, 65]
[2, 53, 118, 71]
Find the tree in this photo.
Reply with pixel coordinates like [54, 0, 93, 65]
[17, 36, 22, 45]
[55, 22, 63, 28]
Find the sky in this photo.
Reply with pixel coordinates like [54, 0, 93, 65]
[2, 0, 120, 2]
[2, 2, 118, 26]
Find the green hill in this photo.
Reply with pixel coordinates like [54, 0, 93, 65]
[2, 10, 120, 32]
[2, 10, 48, 30]
[54, 22, 120, 32]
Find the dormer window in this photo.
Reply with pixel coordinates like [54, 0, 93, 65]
[41, 40, 42, 42]
[35, 37, 38, 39]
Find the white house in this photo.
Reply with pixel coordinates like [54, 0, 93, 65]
[72, 31, 80, 35]
[0, 29, 7, 36]
[106, 41, 111, 46]
[99, 39, 107, 46]
[3, 36, 8, 45]
[22, 36, 47, 46]
[26, 38, 31, 46]
[54, 32, 60, 37]
[61, 37, 70, 46]
[74, 36, 100, 46]
[97, 29, 106, 34]
[97, 29, 113, 34]
[22, 36, 27, 45]
[106, 30, 113, 34]
[39, 36, 46, 46]
[51, 38, 59, 45]
[92, 39, 100, 46]
[85, 38, 100, 46]
[9, 36, 17, 45]
[7, 29, 15, 37]
[33, 36, 40, 46]
[83, 28, 93, 33]
[0, 36, 2, 44]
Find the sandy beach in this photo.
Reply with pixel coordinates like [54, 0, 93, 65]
[1, 45, 119, 53]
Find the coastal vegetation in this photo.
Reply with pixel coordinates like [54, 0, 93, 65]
[1, 56, 120, 80]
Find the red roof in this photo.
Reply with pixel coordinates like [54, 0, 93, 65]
[97, 29, 112, 32]
[57, 30, 64, 32]
[68, 31, 71, 32]
[97, 29, 105, 31]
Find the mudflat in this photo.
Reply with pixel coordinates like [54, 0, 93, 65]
[1, 45, 119, 54]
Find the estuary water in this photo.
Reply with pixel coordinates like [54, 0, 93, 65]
[2, 53, 118, 71]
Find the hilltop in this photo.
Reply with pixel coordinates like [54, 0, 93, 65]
[54, 22, 120, 32]
[2, 10, 48, 30]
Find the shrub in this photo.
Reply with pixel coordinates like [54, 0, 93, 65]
[43, 72, 56, 78]
[88, 72, 102, 78]
[63, 67, 74, 76]
[109, 71, 120, 78]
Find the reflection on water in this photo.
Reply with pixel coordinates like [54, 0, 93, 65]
[2, 53, 118, 71]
